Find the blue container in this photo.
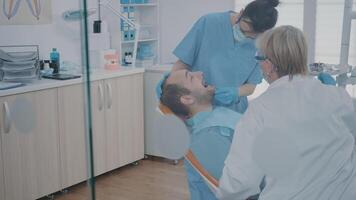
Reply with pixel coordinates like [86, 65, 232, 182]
[137, 43, 154, 59]
[128, 6, 135, 19]
[120, 0, 129, 4]
[123, 31, 130, 41]
[129, 30, 136, 40]
[50, 48, 60, 64]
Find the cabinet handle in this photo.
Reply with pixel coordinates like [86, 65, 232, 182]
[98, 83, 104, 111]
[3, 102, 11, 134]
[106, 82, 112, 109]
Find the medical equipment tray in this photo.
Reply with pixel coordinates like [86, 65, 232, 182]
[42, 73, 81, 80]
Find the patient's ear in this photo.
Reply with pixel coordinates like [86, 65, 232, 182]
[180, 95, 195, 105]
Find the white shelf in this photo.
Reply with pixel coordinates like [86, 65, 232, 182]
[121, 38, 158, 44]
[120, 3, 157, 7]
[139, 38, 158, 42]
[118, 1, 159, 67]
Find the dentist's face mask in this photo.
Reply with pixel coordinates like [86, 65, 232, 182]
[233, 23, 248, 43]
[233, 15, 258, 43]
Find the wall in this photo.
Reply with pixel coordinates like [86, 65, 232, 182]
[0, 0, 98, 65]
[0, 0, 234, 65]
[159, 0, 235, 64]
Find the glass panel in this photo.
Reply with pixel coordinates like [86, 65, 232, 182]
[0, 0, 95, 199]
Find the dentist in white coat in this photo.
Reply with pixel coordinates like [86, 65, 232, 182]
[217, 25, 356, 200]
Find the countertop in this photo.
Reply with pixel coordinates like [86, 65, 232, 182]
[0, 67, 144, 97]
[145, 64, 172, 73]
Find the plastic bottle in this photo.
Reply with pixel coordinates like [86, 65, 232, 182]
[50, 48, 60, 63]
[126, 52, 133, 65]
[124, 52, 128, 65]
[50, 48, 60, 73]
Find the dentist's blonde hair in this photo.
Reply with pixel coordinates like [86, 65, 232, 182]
[256, 25, 308, 78]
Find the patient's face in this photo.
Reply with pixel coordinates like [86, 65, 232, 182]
[166, 69, 214, 101]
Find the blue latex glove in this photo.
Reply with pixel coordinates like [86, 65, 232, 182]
[214, 87, 238, 106]
[318, 72, 336, 86]
[155, 72, 170, 99]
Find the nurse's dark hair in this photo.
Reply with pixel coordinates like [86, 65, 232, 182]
[242, 0, 280, 33]
[160, 78, 191, 118]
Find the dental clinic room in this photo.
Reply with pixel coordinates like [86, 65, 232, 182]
[1, 0, 356, 199]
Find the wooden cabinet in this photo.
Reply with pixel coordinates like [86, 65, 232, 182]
[0, 89, 60, 200]
[104, 78, 121, 171]
[117, 74, 144, 166]
[91, 80, 108, 176]
[58, 84, 87, 188]
[91, 74, 144, 173]
[0, 71, 144, 199]
[0, 136, 4, 200]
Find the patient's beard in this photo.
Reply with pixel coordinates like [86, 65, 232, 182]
[193, 91, 213, 106]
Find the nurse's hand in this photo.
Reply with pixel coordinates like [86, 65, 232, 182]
[214, 87, 238, 106]
[318, 72, 336, 86]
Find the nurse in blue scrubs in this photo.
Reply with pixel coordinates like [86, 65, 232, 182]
[173, 0, 280, 113]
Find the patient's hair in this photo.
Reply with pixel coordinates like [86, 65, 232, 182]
[242, 0, 280, 33]
[256, 25, 308, 78]
[160, 78, 191, 118]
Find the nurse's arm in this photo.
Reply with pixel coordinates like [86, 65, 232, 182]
[239, 84, 256, 96]
[172, 60, 189, 71]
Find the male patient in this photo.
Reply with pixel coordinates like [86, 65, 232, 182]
[156, 69, 242, 200]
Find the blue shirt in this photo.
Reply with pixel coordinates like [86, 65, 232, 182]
[174, 12, 262, 113]
[186, 112, 235, 179]
[184, 107, 242, 200]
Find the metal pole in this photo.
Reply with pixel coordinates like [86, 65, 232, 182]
[337, 0, 354, 87]
[303, 0, 317, 64]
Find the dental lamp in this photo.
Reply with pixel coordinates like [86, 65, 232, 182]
[62, 0, 140, 67]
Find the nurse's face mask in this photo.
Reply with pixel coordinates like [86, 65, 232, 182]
[233, 14, 258, 43]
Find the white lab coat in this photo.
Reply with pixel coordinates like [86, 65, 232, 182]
[217, 75, 356, 200]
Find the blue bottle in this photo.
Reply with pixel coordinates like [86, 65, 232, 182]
[50, 48, 60, 73]
[50, 48, 60, 64]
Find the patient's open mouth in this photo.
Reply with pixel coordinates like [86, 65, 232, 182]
[202, 79, 208, 88]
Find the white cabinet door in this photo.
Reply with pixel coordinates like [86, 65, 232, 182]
[90, 81, 107, 176]
[117, 74, 144, 166]
[104, 78, 121, 171]
[58, 84, 87, 188]
[0, 136, 4, 200]
[0, 89, 60, 200]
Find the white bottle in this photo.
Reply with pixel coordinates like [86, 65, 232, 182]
[126, 52, 133, 65]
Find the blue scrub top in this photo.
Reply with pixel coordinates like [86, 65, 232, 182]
[184, 107, 241, 200]
[174, 12, 262, 113]
[186, 107, 242, 180]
